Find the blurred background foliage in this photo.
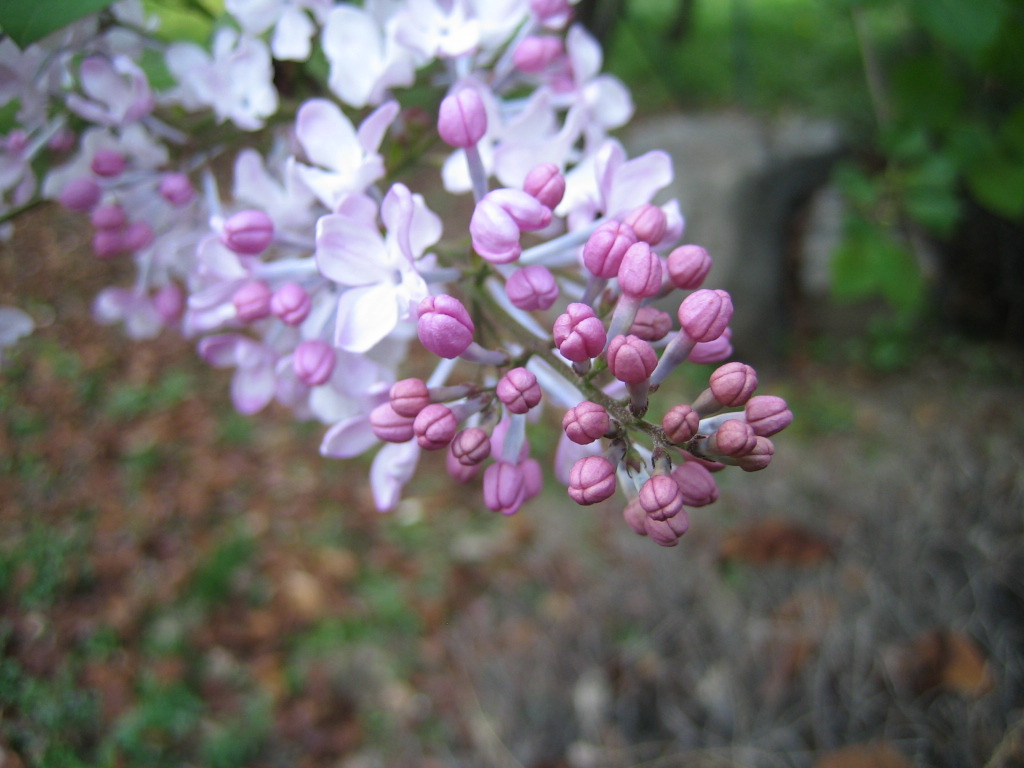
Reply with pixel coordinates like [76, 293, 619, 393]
[595, 0, 1024, 361]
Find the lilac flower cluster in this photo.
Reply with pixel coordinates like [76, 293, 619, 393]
[0, 0, 792, 543]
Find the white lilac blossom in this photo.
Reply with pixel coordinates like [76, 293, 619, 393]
[0, 0, 792, 534]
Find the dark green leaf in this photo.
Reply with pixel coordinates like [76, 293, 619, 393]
[891, 57, 963, 131]
[965, 156, 1024, 219]
[0, 0, 116, 48]
[909, 0, 1008, 60]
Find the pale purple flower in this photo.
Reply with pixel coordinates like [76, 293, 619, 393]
[292, 98, 398, 211]
[226, 0, 331, 60]
[198, 333, 277, 414]
[0, 306, 34, 364]
[316, 183, 441, 352]
[165, 29, 278, 130]
[370, 441, 422, 510]
[321, 3, 416, 108]
[66, 55, 153, 127]
[232, 147, 317, 233]
[93, 287, 166, 339]
[392, 0, 482, 60]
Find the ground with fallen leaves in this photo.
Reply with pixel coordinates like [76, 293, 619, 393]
[2, 205, 1024, 768]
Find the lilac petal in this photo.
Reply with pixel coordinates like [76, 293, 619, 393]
[358, 100, 400, 154]
[334, 283, 400, 352]
[297, 99, 360, 173]
[230, 356, 275, 415]
[605, 150, 674, 217]
[566, 24, 602, 82]
[320, 414, 380, 458]
[272, 5, 315, 60]
[583, 75, 633, 129]
[316, 214, 389, 285]
[370, 441, 421, 511]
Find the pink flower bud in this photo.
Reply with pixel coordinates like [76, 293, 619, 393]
[446, 449, 480, 483]
[617, 241, 663, 298]
[667, 244, 712, 290]
[583, 220, 636, 279]
[662, 403, 699, 444]
[688, 329, 732, 364]
[390, 378, 431, 418]
[671, 461, 719, 507]
[639, 474, 684, 521]
[158, 172, 195, 206]
[624, 203, 667, 245]
[643, 510, 690, 546]
[737, 436, 774, 471]
[471, 189, 552, 264]
[678, 289, 733, 343]
[451, 427, 492, 466]
[496, 367, 542, 414]
[506, 264, 559, 311]
[562, 401, 610, 445]
[92, 229, 124, 259]
[513, 36, 564, 73]
[484, 461, 527, 515]
[153, 283, 184, 323]
[221, 210, 274, 255]
[90, 204, 126, 231]
[123, 221, 154, 251]
[568, 455, 617, 505]
[707, 419, 757, 457]
[90, 149, 126, 178]
[370, 402, 415, 443]
[293, 339, 336, 386]
[710, 362, 758, 407]
[47, 128, 76, 153]
[623, 498, 648, 535]
[438, 88, 488, 148]
[744, 395, 793, 437]
[629, 306, 672, 341]
[232, 281, 273, 323]
[270, 283, 311, 326]
[521, 457, 543, 501]
[413, 403, 458, 450]
[606, 334, 658, 384]
[59, 178, 101, 211]
[417, 294, 475, 358]
[523, 162, 565, 208]
[553, 303, 606, 363]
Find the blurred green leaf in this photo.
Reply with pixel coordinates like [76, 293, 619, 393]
[902, 154, 961, 234]
[965, 156, 1024, 219]
[0, 0, 115, 47]
[831, 215, 925, 313]
[909, 0, 1007, 61]
[891, 57, 963, 131]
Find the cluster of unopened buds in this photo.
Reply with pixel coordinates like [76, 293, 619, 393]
[0, 0, 792, 545]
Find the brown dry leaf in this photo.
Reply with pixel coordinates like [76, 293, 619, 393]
[815, 742, 912, 768]
[719, 518, 833, 566]
[884, 629, 995, 698]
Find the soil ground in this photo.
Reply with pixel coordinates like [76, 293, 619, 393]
[2, 203, 1024, 768]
